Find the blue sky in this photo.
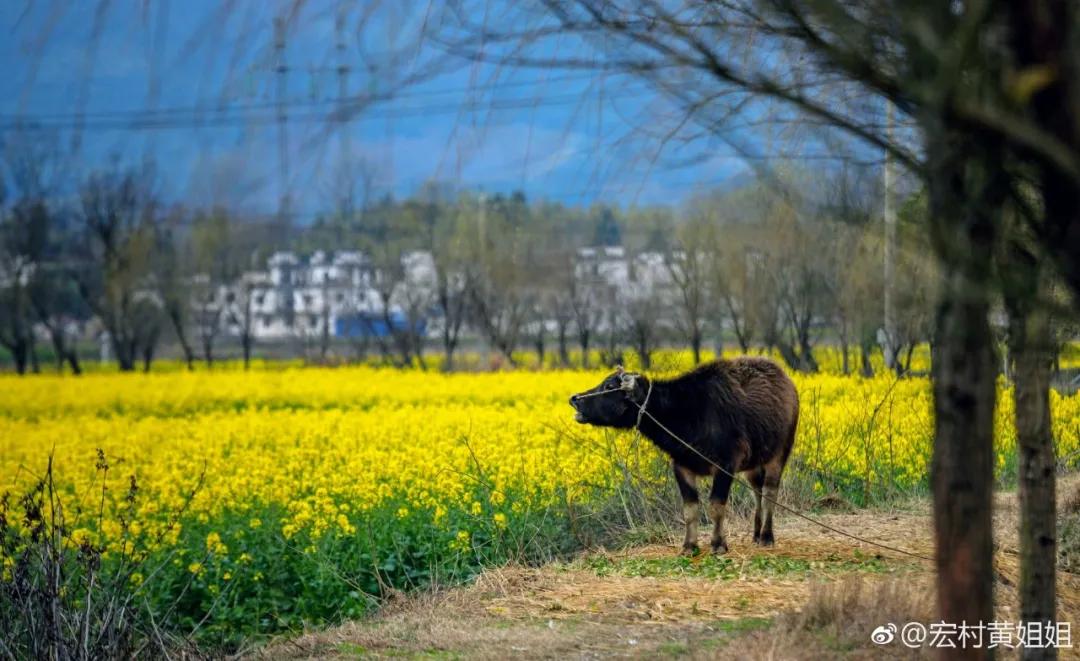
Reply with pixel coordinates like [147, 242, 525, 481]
[1, 1, 755, 217]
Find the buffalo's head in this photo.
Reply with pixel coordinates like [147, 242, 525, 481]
[569, 365, 649, 429]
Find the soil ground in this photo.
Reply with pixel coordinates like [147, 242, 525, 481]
[254, 478, 1080, 660]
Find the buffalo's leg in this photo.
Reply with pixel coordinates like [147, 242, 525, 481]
[748, 466, 766, 544]
[708, 466, 735, 554]
[759, 460, 784, 546]
[673, 463, 700, 555]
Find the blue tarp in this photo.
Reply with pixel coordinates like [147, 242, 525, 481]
[335, 312, 425, 338]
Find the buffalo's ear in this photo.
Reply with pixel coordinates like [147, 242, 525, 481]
[614, 365, 625, 376]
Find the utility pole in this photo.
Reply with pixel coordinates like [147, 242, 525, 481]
[274, 15, 291, 237]
[336, 4, 351, 175]
[335, 4, 354, 228]
[883, 99, 898, 371]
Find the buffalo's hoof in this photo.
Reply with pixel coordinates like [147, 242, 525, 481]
[681, 543, 700, 557]
[756, 533, 775, 547]
[711, 540, 729, 555]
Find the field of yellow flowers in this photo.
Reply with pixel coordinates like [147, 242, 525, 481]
[2, 355, 1079, 642]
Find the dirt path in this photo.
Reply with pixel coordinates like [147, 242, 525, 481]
[257, 483, 1080, 660]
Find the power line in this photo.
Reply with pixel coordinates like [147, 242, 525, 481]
[0, 88, 653, 133]
[0, 73, 612, 125]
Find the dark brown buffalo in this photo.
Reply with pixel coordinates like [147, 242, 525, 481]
[569, 357, 799, 555]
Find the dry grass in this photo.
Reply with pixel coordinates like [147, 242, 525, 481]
[1065, 481, 1080, 517]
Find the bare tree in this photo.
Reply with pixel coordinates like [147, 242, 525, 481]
[707, 228, 757, 354]
[409, 191, 465, 371]
[30, 261, 85, 375]
[226, 274, 260, 370]
[0, 198, 42, 375]
[76, 163, 160, 372]
[396, 252, 434, 370]
[468, 274, 528, 368]
[190, 211, 235, 367]
[665, 221, 712, 364]
[465, 194, 532, 367]
[834, 226, 884, 377]
[154, 210, 196, 370]
[622, 289, 662, 369]
[766, 202, 827, 373]
[568, 255, 606, 368]
[0, 127, 74, 374]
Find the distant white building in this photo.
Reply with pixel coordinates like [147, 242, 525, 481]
[195, 250, 427, 341]
[575, 246, 674, 298]
[191, 245, 678, 343]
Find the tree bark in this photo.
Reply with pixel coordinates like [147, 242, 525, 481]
[1006, 259, 1057, 661]
[927, 128, 1002, 659]
[931, 269, 996, 648]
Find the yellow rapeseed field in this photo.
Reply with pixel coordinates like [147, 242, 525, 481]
[2, 362, 1078, 548]
[1, 357, 1078, 636]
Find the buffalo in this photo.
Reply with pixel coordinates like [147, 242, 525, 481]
[570, 357, 799, 555]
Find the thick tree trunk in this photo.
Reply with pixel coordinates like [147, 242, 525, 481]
[1006, 263, 1057, 661]
[690, 331, 702, 365]
[931, 269, 996, 647]
[926, 128, 1002, 659]
[242, 336, 252, 370]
